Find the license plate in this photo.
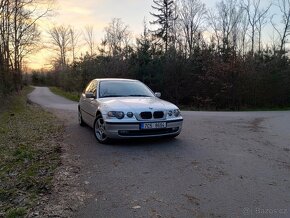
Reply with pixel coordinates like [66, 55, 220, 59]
[140, 122, 167, 129]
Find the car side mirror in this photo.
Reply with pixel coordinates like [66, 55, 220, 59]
[85, 92, 95, 99]
[155, 92, 161, 98]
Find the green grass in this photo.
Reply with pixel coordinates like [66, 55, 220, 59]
[0, 87, 63, 217]
[49, 87, 80, 102]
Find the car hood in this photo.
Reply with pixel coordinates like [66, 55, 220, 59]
[98, 97, 178, 112]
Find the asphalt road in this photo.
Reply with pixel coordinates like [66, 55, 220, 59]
[28, 87, 290, 218]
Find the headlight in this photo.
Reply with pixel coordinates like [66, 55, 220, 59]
[173, 109, 180, 117]
[168, 110, 173, 116]
[107, 111, 125, 119]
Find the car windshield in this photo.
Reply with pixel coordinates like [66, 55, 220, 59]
[99, 80, 154, 98]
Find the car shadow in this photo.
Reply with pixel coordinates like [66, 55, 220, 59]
[106, 137, 182, 148]
[79, 124, 184, 151]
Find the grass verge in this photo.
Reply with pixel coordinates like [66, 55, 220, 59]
[49, 87, 79, 102]
[0, 87, 63, 217]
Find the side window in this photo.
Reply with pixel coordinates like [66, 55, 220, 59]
[84, 82, 92, 93]
[91, 81, 97, 97]
[85, 81, 97, 98]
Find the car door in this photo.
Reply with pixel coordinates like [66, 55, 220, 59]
[82, 81, 98, 127]
[80, 81, 96, 127]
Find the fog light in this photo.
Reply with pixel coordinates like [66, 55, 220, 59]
[172, 127, 179, 131]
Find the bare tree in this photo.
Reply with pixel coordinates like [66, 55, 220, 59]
[239, 11, 250, 54]
[84, 25, 95, 56]
[12, 0, 48, 71]
[0, 0, 54, 91]
[0, 0, 11, 72]
[0, 0, 8, 93]
[257, 11, 271, 52]
[208, 0, 243, 52]
[242, 0, 272, 54]
[271, 0, 290, 54]
[48, 25, 71, 69]
[177, 0, 206, 56]
[69, 27, 81, 62]
[102, 18, 131, 57]
[207, 9, 221, 48]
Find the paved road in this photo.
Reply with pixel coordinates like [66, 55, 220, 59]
[28, 87, 78, 111]
[29, 87, 290, 218]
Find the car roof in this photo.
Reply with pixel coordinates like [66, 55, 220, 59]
[93, 78, 138, 82]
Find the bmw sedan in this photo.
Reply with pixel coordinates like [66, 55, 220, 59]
[78, 79, 183, 143]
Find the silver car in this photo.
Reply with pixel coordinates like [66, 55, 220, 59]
[78, 79, 183, 143]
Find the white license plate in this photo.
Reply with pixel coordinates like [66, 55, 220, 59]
[140, 122, 167, 129]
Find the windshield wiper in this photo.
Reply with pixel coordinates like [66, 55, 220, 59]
[128, 95, 151, 97]
[101, 95, 127, 98]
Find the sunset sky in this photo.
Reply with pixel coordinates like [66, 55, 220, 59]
[27, 0, 276, 70]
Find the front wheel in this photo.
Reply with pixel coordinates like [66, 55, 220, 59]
[166, 133, 180, 139]
[78, 109, 85, 126]
[94, 115, 110, 144]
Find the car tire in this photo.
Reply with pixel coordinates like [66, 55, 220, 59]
[94, 114, 110, 144]
[78, 109, 85, 127]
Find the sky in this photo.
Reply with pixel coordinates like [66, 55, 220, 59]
[26, 0, 278, 70]
[27, 0, 216, 69]
[27, 0, 153, 69]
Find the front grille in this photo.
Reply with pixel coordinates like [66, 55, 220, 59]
[153, 111, 164, 119]
[140, 112, 152, 119]
[118, 128, 179, 136]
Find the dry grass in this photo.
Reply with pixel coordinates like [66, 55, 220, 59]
[0, 87, 63, 217]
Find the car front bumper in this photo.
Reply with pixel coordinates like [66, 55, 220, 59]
[104, 119, 183, 139]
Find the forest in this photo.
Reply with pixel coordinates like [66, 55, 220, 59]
[1, 0, 290, 110]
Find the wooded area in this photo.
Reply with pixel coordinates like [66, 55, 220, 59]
[0, 0, 52, 98]
[2, 0, 290, 110]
